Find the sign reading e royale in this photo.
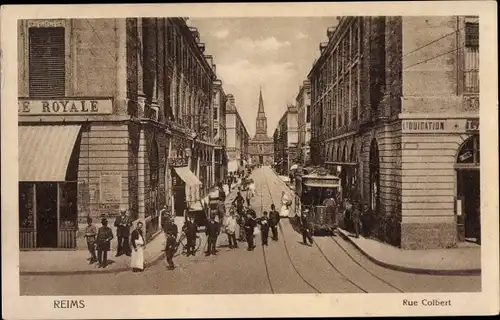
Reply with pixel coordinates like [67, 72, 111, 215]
[18, 98, 113, 115]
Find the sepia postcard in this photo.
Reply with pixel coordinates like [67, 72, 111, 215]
[1, 2, 498, 319]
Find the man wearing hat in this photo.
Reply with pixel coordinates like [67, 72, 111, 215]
[114, 208, 132, 257]
[300, 209, 314, 246]
[96, 218, 114, 268]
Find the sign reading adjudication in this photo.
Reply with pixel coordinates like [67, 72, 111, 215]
[18, 98, 113, 115]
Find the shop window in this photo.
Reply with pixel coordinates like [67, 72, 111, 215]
[29, 27, 65, 97]
[59, 182, 78, 229]
[19, 183, 35, 229]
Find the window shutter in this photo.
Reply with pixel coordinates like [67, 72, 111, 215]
[29, 27, 65, 97]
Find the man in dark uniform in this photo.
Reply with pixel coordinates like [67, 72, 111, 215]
[164, 216, 179, 239]
[300, 210, 314, 246]
[351, 202, 361, 238]
[244, 213, 257, 251]
[114, 208, 132, 257]
[232, 192, 245, 216]
[259, 211, 270, 246]
[269, 204, 280, 241]
[165, 232, 176, 270]
[205, 216, 220, 256]
[96, 218, 114, 268]
[183, 216, 198, 256]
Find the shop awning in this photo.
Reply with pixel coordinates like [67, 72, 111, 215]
[174, 166, 202, 187]
[19, 125, 82, 182]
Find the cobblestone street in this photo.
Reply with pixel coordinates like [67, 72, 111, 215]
[20, 167, 481, 295]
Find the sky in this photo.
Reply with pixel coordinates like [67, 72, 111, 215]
[187, 17, 337, 137]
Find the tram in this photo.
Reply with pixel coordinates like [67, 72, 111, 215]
[293, 167, 342, 236]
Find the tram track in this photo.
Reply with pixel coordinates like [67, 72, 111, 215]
[258, 166, 404, 294]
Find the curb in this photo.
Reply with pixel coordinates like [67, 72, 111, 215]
[20, 251, 166, 276]
[337, 230, 481, 276]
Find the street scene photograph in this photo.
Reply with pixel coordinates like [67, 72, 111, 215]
[15, 14, 482, 296]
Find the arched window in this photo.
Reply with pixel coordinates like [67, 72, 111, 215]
[457, 135, 480, 165]
[369, 139, 380, 214]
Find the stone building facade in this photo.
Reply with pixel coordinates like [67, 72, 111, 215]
[225, 94, 250, 173]
[248, 89, 274, 166]
[212, 79, 228, 184]
[296, 80, 312, 165]
[18, 18, 222, 250]
[309, 16, 479, 249]
[273, 105, 299, 175]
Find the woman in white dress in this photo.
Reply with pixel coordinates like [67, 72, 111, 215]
[130, 221, 145, 272]
[280, 191, 291, 218]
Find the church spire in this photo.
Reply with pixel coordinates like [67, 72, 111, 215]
[258, 87, 265, 115]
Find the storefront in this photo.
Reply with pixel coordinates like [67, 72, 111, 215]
[19, 124, 82, 249]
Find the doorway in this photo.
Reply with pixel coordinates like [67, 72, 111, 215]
[36, 182, 58, 248]
[259, 155, 263, 164]
[456, 135, 480, 243]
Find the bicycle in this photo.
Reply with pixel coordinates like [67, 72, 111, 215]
[170, 232, 202, 256]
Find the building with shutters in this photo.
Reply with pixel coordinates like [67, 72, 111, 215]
[308, 16, 479, 249]
[248, 89, 274, 166]
[17, 18, 219, 250]
[273, 105, 299, 175]
[225, 94, 250, 173]
[212, 79, 228, 184]
[296, 80, 312, 165]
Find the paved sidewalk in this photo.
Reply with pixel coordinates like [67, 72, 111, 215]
[20, 230, 166, 275]
[270, 167, 481, 276]
[337, 228, 481, 275]
[20, 182, 243, 275]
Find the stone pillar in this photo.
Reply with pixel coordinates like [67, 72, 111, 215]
[137, 18, 146, 118]
[115, 18, 128, 115]
[138, 129, 146, 222]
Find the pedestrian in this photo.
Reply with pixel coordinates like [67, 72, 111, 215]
[237, 212, 247, 242]
[259, 211, 270, 246]
[228, 174, 232, 191]
[224, 211, 238, 249]
[217, 199, 226, 224]
[96, 218, 114, 268]
[164, 215, 179, 239]
[323, 190, 337, 230]
[232, 191, 245, 216]
[205, 215, 220, 256]
[114, 208, 132, 257]
[84, 216, 97, 264]
[343, 199, 353, 232]
[244, 213, 257, 251]
[165, 231, 176, 270]
[300, 210, 314, 246]
[130, 221, 145, 272]
[280, 191, 291, 218]
[361, 203, 372, 237]
[183, 216, 198, 256]
[269, 204, 280, 241]
[351, 202, 361, 238]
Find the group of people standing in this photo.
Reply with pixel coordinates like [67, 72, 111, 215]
[84, 208, 146, 272]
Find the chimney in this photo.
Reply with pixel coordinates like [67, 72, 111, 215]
[327, 26, 336, 40]
[198, 43, 206, 54]
[319, 42, 328, 53]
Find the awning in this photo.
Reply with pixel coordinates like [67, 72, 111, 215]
[19, 125, 82, 182]
[174, 167, 202, 187]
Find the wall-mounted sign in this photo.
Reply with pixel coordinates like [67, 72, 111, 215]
[402, 119, 479, 133]
[99, 173, 122, 204]
[18, 98, 113, 116]
[169, 157, 188, 168]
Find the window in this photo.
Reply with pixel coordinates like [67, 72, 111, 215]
[332, 91, 337, 130]
[213, 107, 218, 120]
[464, 22, 479, 93]
[332, 49, 338, 82]
[345, 78, 350, 125]
[351, 20, 359, 58]
[338, 80, 343, 126]
[351, 65, 359, 122]
[306, 105, 311, 123]
[29, 27, 65, 97]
